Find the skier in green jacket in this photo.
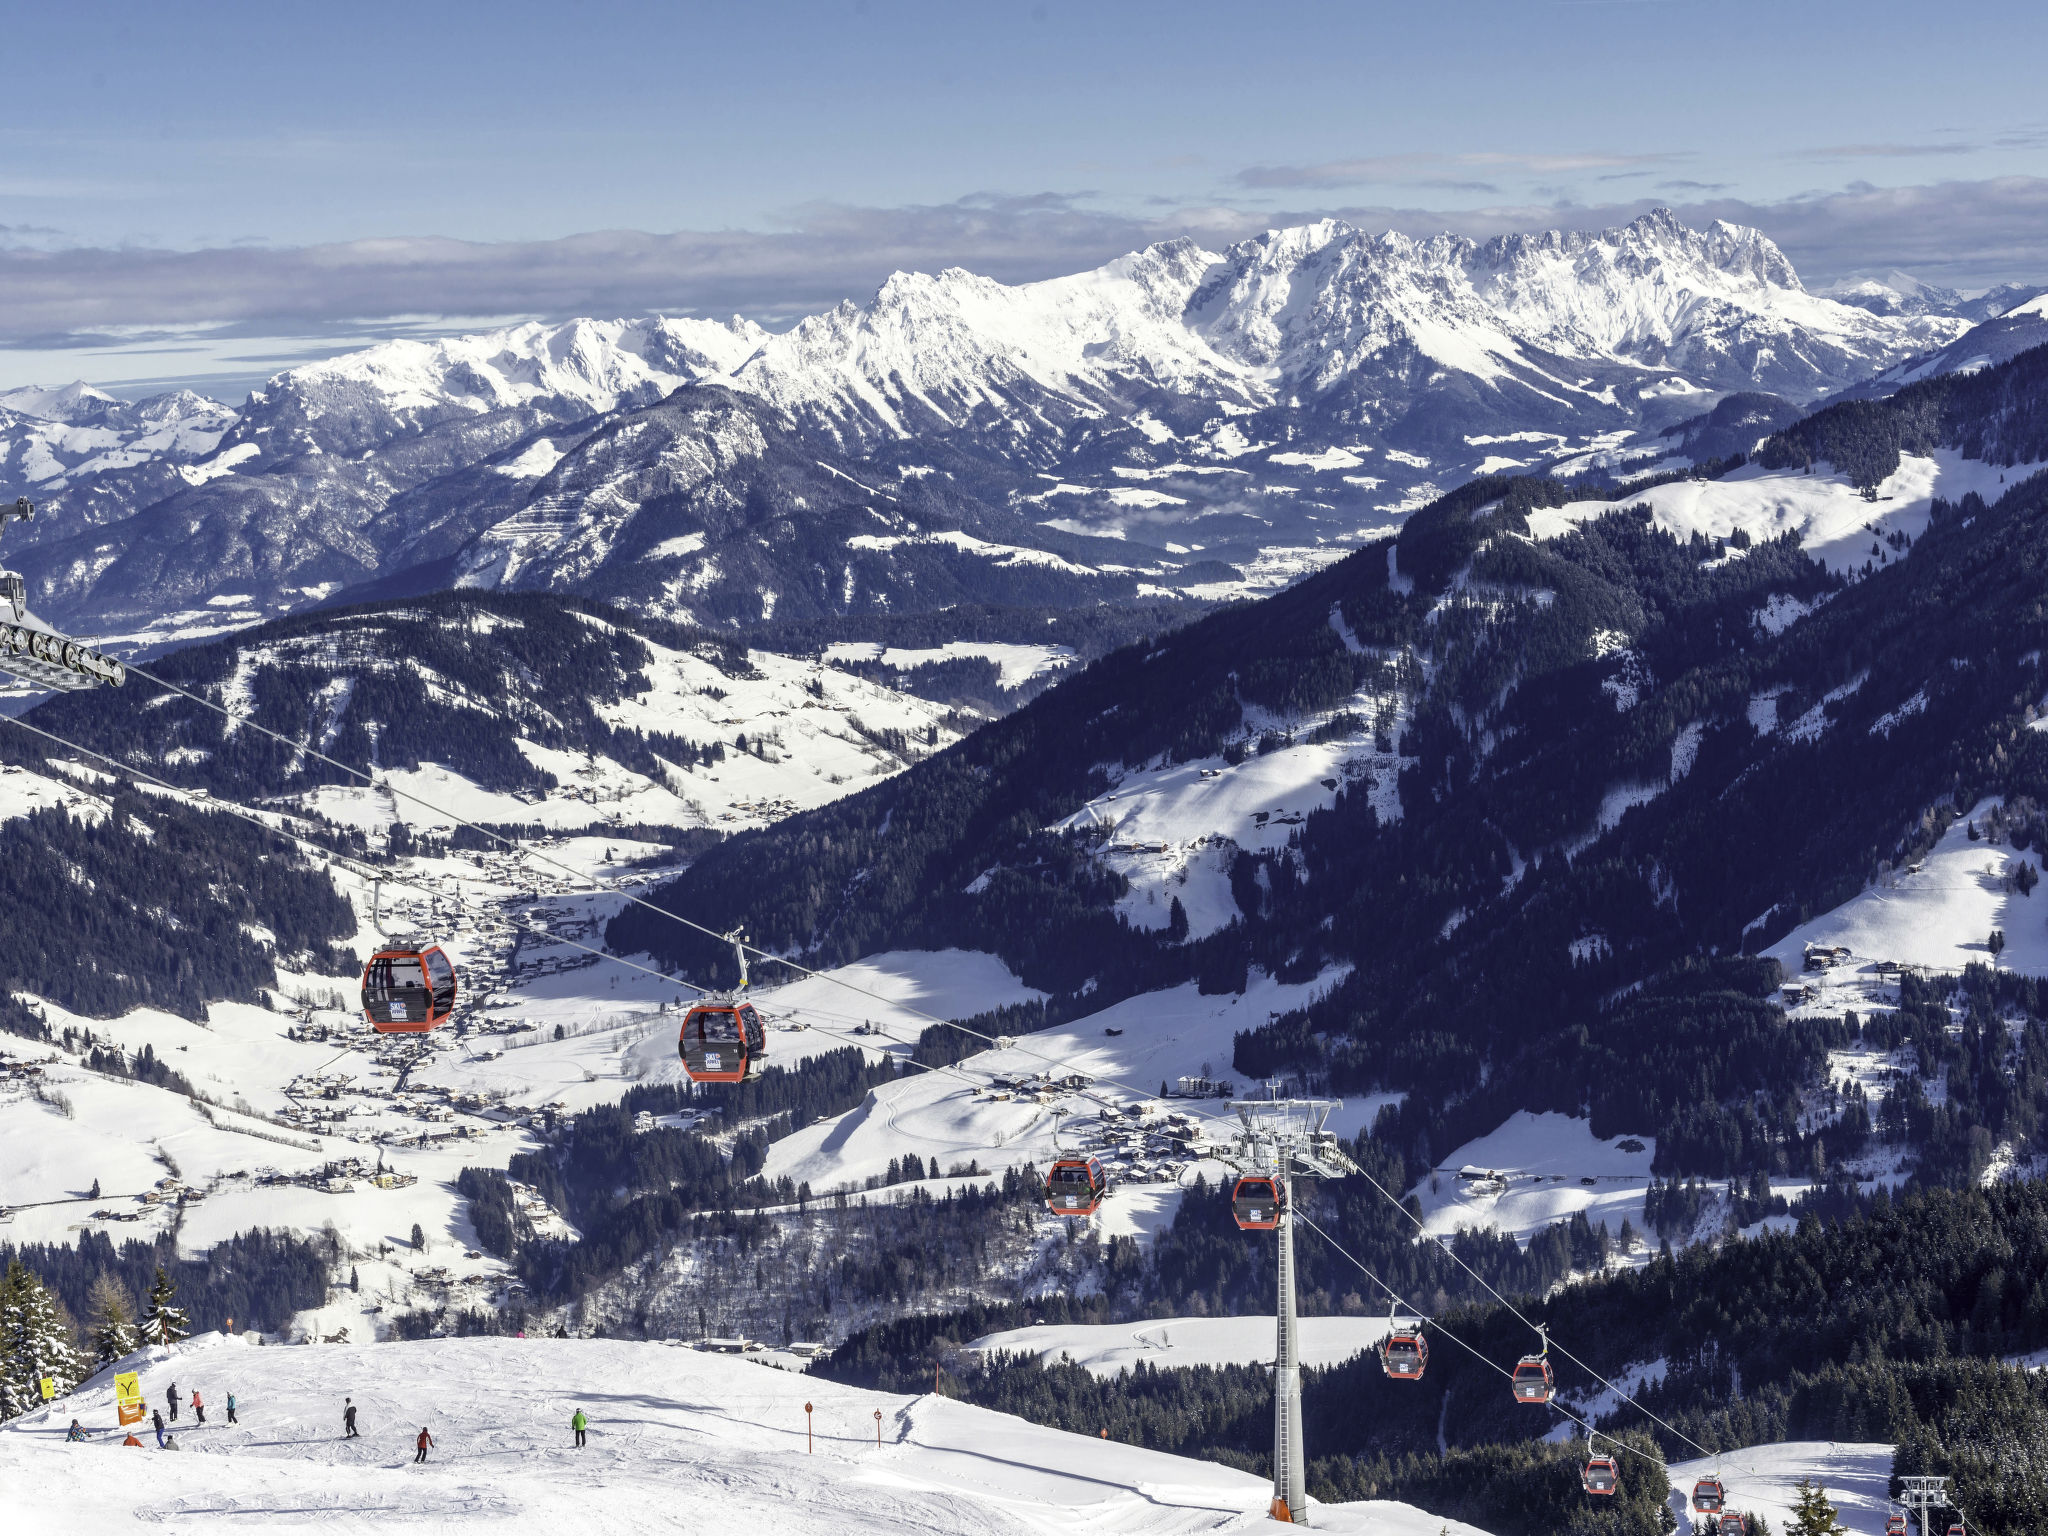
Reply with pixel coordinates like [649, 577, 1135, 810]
[571, 1408, 588, 1448]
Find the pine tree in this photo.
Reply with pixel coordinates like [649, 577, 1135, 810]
[0, 1260, 87, 1418]
[137, 1266, 190, 1347]
[1785, 1480, 1847, 1536]
[411, 1223, 427, 1252]
[87, 1273, 137, 1365]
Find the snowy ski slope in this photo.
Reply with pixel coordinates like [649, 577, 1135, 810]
[1666, 1442, 1897, 1534]
[0, 1332, 1494, 1536]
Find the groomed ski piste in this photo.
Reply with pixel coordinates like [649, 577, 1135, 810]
[0, 1331, 1490, 1536]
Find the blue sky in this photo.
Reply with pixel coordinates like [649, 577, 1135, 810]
[5, 0, 2047, 395]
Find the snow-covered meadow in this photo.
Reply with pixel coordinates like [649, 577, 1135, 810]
[1529, 451, 2042, 576]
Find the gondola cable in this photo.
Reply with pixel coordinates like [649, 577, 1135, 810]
[115, 656, 1208, 1098]
[1290, 1209, 1679, 1482]
[40, 674, 1848, 1493]
[0, 711, 1008, 1108]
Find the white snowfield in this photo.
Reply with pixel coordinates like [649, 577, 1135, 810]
[300, 624, 968, 838]
[0, 1332, 1495, 1536]
[1057, 742, 1387, 942]
[1410, 1112, 1658, 1248]
[1052, 633, 1410, 940]
[822, 640, 1076, 692]
[1765, 797, 2048, 979]
[758, 965, 1374, 1214]
[1667, 1442, 1896, 1535]
[969, 1316, 1393, 1378]
[1529, 450, 2043, 576]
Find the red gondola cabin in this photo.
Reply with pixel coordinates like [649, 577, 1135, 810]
[1693, 1478, 1726, 1513]
[1045, 1157, 1107, 1216]
[1380, 1326, 1429, 1381]
[1884, 1520, 1906, 1536]
[679, 1001, 767, 1083]
[1511, 1354, 1555, 1404]
[361, 947, 457, 1033]
[1581, 1455, 1618, 1496]
[1231, 1176, 1284, 1230]
[1715, 1516, 1745, 1536]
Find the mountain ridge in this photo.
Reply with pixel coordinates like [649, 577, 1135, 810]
[0, 210, 2000, 637]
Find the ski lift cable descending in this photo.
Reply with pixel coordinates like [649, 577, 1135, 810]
[18, 698, 1836, 1512]
[117, 656, 1281, 1157]
[1, 709, 1161, 1221]
[1338, 1157, 1719, 1463]
[105, 664, 1754, 1446]
[0, 710, 1004, 1105]
[114, 656, 1258, 1100]
[1290, 1210, 1677, 1481]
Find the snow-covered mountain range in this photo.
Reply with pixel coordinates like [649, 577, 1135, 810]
[2, 210, 2010, 634]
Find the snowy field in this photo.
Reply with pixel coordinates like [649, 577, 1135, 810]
[759, 964, 1368, 1203]
[1765, 797, 2048, 978]
[305, 628, 969, 838]
[822, 640, 1076, 692]
[1529, 450, 2043, 575]
[0, 1332, 1493, 1536]
[1410, 1112, 1658, 1247]
[1051, 646, 1409, 940]
[969, 1315, 1392, 1377]
[1667, 1442, 1897, 1535]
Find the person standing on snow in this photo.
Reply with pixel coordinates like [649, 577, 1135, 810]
[571, 1409, 588, 1448]
[343, 1398, 359, 1438]
[151, 1408, 166, 1449]
[192, 1388, 206, 1424]
[227, 1391, 238, 1425]
[166, 1382, 179, 1422]
[413, 1426, 434, 1464]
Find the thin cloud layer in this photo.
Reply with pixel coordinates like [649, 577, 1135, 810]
[3, 177, 2046, 355]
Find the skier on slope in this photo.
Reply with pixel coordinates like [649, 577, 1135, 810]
[343, 1398, 359, 1437]
[192, 1388, 206, 1425]
[572, 1408, 588, 1448]
[166, 1382, 179, 1422]
[414, 1426, 435, 1464]
[226, 1391, 238, 1424]
[151, 1409, 166, 1448]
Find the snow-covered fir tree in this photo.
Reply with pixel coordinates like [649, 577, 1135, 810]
[0, 1260, 88, 1419]
[87, 1273, 138, 1365]
[136, 1265, 190, 1347]
[1785, 1480, 1848, 1536]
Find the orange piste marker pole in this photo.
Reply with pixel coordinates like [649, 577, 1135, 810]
[804, 1402, 812, 1453]
[873, 1408, 882, 1448]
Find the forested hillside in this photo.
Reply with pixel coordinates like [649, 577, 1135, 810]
[824, 1177, 2048, 1534]
[623, 347, 2048, 1188]
[1757, 339, 2048, 486]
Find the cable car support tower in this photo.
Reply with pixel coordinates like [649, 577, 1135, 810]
[0, 497, 127, 691]
[1898, 1476, 1949, 1536]
[1219, 1095, 1360, 1525]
